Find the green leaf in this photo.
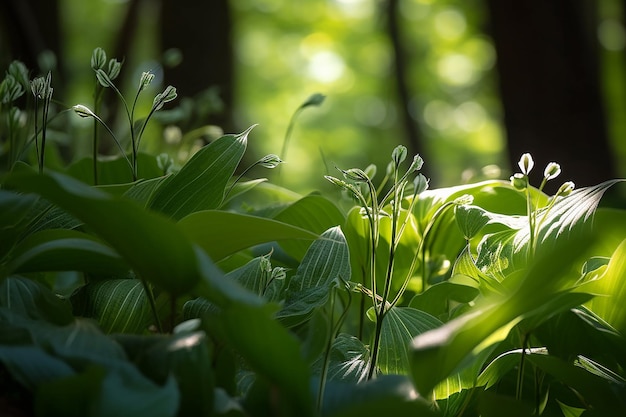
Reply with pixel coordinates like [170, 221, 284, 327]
[136, 328, 214, 416]
[527, 353, 626, 413]
[4, 170, 199, 295]
[409, 281, 479, 319]
[7, 229, 127, 276]
[273, 194, 346, 261]
[178, 210, 320, 261]
[215, 303, 314, 416]
[0, 276, 73, 325]
[321, 375, 438, 417]
[582, 238, 626, 335]
[378, 307, 443, 375]
[149, 127, 252, 220]
[0, 345, 75, 391]
[36, 365, 180, 417]
[409, 232, 593, 396]
[71, 279, 152, 334]
[313, 333, 370, 383]
[454, 204, 491, 240]
[277, 226, 351, 325]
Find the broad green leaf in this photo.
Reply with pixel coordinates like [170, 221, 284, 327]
[221, 178, 267, 206]
[0, 276, 73, 325]
[36, 365, 180, 417]
[409, 233, 592, 396]
[149, 127, 252, 220]
[178, 210, 320, 261]
[273, 194, 345, 260]
[7, 229, 127, 276]
[0, 189, 38, 230]
[277, 226, 351, 325]
[409, 281, 479, 319]
[582, 239, 626, 335]
[215, 303, 314, 416]
[123, 176, 169, 206]
[378, 307, 443, 375]
[454, 204, 491, 240]
[71, 279, 152, 334]
[312, 333, 370, 383]
[0, 345, 75, 391]
[4, 170, 199, 295]
[136, 329, 214, 416]
[527, 353, 626, 413]
[321, 375, 438, 417]
[477, 347, 548, 389]
[0, 190, 39, 258]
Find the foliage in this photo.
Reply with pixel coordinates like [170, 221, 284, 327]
[1, 56, 626, 417]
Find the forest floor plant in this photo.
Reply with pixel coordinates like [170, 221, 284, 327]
[0, 54, 626, 417]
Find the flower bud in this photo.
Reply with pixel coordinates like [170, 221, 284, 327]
[392, 145, 407, 167]
[518, 153, 534, 175]
[91, 47, 107, 71]
[413, 173, 429, 194]
[72, 104, 96, 118]
[556, 181, 575, 197]
[152, 85, 177, 111]
[543, 162, 561, 180]
[510, 173, 528, 190]
[259, 154, 283, 169]
[139, 71, 155, 92]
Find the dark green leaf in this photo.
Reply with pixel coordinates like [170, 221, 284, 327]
[4, 170, 199, 295]
[216, 303, 314, 416]
[273, 194, 345, 260]
[277, 227, 350, 325]
[149, 127, 251, 220]
[71, 279, 152, 334]
[409, 281, 479, 319]
[378, 307, 443, 375]
[179, 210, 319, 261]
[7, 229, 127, 276]
[0, 276, 73, 325]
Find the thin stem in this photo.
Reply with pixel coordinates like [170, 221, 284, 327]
[317, 289, 335, 412]
[280, 107, 302, 162]
[39, 95, 51, 174]
[89, 112, 133, 174]
[516, 332, 530, 401]
[92, 85, 103, 185]
[33, 98, 40, 170]
[140, 277, 162, 333]
[525, 186, 536, 258]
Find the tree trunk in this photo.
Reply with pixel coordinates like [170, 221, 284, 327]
[159, 0, 234, 132]
[485, 0, 616, 190]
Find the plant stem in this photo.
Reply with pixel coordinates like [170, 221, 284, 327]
[39, 95, 51, 174]
[526, 187, 536, 258]
[140, 278, 163, 333]
[33, 98, 40, 170]
[516, 332, 530, 401]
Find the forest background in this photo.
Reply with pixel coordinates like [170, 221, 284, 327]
[2, 0, 625, 199]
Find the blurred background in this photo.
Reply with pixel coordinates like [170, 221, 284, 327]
[1, 0, 625, 197]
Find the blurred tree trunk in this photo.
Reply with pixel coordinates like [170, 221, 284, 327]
[386, 0, 429, 178]
[0, 0, 62, 79]
[485, 0, 616, 189]
[159, 0, 234, 133]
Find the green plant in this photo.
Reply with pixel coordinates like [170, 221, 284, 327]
[1, 56, 626, 417]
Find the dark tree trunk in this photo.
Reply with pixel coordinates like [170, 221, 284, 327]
[386, 0, 428, 178]
[159, 0, 234, 132]
[0, 0, 62, 78]
[485, 0, 616, 190]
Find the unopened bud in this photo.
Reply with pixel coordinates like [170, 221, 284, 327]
[518, 153, 534, 175]
[510, 173, 528, 190]
[543, 162, 561, 180]
[556, 181, 575, 197]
